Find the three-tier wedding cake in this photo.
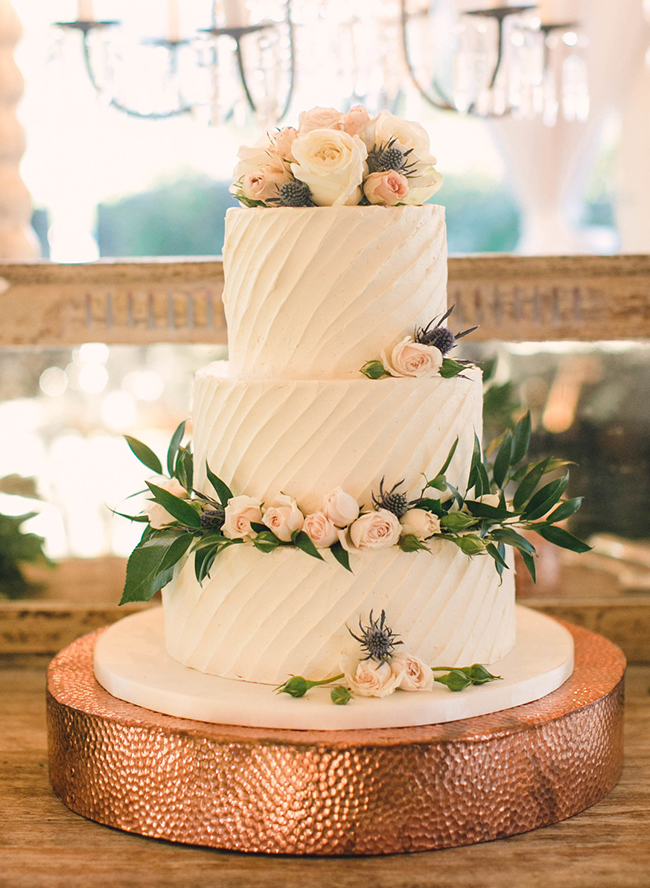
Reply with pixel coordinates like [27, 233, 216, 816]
[116, 106, 586, 706]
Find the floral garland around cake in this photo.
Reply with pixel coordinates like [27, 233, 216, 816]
[275, 609, 501, 705]
[115, 411, 590, 606]
[361, 305, 477, 381]
[230, 106, 443, 209]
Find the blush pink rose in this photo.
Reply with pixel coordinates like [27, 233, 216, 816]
[363, 171, 409, 206]
[381, 336, 443, 378]
[342, 105, 372, 137]
[262, 494, 304, 542]
[322, 487, 360, 527]
[349, 509, 401, 549]
[303, 511, 338, 549]
[391, 652, 434, 691]
[298, 106, 344, 133]
[343, 657, 404, 698]
[273, 126, 299, 160]
[241, 166, 291, 204]
[223, 494, 263, 540]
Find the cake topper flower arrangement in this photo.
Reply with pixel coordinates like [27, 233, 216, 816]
[230, 106, 443, 208]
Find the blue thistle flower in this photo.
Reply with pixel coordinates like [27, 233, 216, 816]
[348, 610, 403, 662]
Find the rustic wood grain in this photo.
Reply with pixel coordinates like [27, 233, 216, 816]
[0, 658, 648, 888]
[1, 254, 650, 345]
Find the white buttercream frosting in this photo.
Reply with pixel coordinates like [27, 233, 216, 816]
[222, 204, 447, 380]
[163, 540, 516, 685]
[192, 362, 482, 514]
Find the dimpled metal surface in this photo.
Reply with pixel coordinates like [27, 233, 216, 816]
[47, 620, 625, 856]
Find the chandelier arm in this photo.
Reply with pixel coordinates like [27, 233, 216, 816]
[487, 16, 505, 90]
[80, 31, 193, 119]
[278, 0, 295, 122]
[399, 0, 456, 112]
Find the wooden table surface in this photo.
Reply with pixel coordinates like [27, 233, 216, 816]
[2, 655, 649, 888]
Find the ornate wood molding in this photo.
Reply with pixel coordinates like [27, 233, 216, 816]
[0, 254, 649, 346]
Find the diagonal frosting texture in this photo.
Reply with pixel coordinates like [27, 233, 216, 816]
[222, 204, 447, 380]
[192, 362, 482, 513]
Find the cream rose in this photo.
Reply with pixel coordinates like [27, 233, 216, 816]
[241, 166, 292, 204]
[391, 652, 434, 691]
[343, 657, 404, 698]
[342, 105, 372, 137]
[474, 493, 501, 509]
[369, 110, 434, 158]
[364, 170, 409, 206]
[143, 477, 189, 530]
[400, 508, 441, 541]
[368, 110, 443, 205]
[349, 509, 401, 550]
[272, 126, 299, 160]
[291, 129, 368, 207]
[223, 494, 263, 540]
[381, 336, 443, 378]
[303, 511, 338, 549]
[298, 106, 343, 133]
[322, 487, 360, 527]
[262, 494, 304, 542]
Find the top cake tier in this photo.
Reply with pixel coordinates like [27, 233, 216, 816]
[222, 204, 447, 381]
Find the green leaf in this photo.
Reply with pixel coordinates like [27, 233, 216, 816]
[331, 541, 352, 572]
[108, 508, 150, 523]
[205, 462, 233, 508]
[426, 476, 448, 491]
[440, 512, 478, 532]
[140, 528, 187, 547]
[293, 531, 325, 561]
[121, 545, 175, 604]
[492, 431, 512, 489]
[488, 526, 536, 555]
[467, 433, 483, 494]
[414, 498, 445, 515]
[510, 457, 573, 484]
[167, 420, 186, 477]
[145, 482, 202, 528]
[124, 436, 162, 475]
[463, 500, 518, 521]
[398, 534, 430, 552]
[547, 496, 583, 523]
[194, 544, 216, 583]
[532, 524, 592, 554]
[439, 358, 466, 378]
[432, 663, 501, 691]
[331, 686, 352, 705]
[520, 549, 537, 583]
[158, 532, 194, 573]
[512, 457, 551, 512]
[510, 411, 532, 465]
[438, 437, 459, 478]
[523, 473, 569, 521]
[477, 462, 491, 499]
[253, 530, 282, 553]
[360, 360, 390, 379]
[175, 446, 194, 492]
[486, 542, 509, 574]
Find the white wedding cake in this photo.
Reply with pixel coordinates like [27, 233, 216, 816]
[117, 106, 587, 705]
[162, 200, 516, 685]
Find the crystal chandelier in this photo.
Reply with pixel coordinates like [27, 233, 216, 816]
[52, 1, 588, 126]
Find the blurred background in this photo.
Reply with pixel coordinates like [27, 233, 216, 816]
[1, 0, 650, 598]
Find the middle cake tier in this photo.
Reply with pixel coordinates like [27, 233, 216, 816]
[192, 362, 482, 514]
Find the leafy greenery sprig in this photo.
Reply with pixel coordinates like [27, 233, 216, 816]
[432, 664, 501, 691]
[117, 422, 328, 605]
[402, 410, 590, 580]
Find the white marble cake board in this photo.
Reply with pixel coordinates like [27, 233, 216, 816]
[93, 605, 574, 731]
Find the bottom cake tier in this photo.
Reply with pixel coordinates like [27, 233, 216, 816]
[162, 538, 516, 685]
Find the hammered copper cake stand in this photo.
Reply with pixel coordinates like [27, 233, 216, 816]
[47, 619, 625, 856]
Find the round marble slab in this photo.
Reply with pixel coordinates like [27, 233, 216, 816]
[92, 606, 574, 730]
[47, 615, 625, 855]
